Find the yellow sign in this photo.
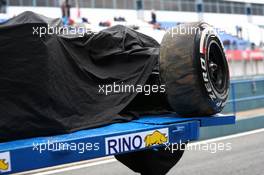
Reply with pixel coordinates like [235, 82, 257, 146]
[0, 152, 11, 173]
[144, 130, 168, 147]
[0, 159, 9, 170]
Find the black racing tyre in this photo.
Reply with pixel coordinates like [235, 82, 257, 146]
[160, 22, 229, 117]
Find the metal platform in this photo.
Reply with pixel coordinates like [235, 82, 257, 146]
[0, 114, 235, 174]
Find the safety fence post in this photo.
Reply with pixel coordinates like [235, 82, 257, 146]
[231, 83, 237, 115]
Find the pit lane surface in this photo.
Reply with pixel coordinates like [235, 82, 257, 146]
[37, 129, 264, 175]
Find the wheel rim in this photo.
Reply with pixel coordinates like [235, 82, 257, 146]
[208, 40, 227, 93]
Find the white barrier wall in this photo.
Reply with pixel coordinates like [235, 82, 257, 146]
[5, 6, 264, 44]
[3, 6, 264, 77]
[5, 6, 264, 26]
[6, 6, 264, 24]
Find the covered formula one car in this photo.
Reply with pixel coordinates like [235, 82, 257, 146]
[0, 11, 229, 142]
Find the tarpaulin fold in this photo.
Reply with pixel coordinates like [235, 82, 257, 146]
[0, 11, 161, 142]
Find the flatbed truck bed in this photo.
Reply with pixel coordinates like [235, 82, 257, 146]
[0, 114, 235, 174]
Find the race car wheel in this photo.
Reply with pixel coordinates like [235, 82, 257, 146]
[159, 22, 229, 116]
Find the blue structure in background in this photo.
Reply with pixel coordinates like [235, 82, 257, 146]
[218, 32, 249, 50]
[159, 21, 178, 30]
[224, 78, 264, 114]
[0, 18, 7, 23]
[158, 22, 249, 50]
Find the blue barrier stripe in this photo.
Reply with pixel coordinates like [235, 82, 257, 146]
[227, 95, 264, 103]
[231, 78, 264, 84]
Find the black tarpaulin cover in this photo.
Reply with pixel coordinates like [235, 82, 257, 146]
[0, 11, 160, 142]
